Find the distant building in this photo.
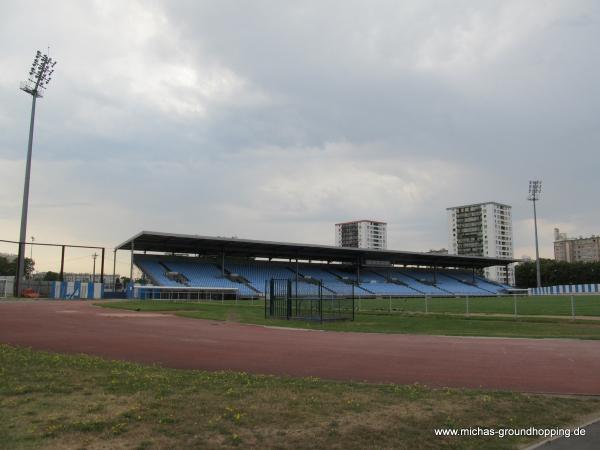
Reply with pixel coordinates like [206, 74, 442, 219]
[447, 202, 514, 284]
[335, 220, 387, 250]
[554, 228, 600, 263]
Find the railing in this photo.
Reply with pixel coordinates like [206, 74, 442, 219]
[351, 293, 599, 318]
[134, 286, 239, 302]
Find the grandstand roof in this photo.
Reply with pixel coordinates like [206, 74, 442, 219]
[117, 231, 519, 269]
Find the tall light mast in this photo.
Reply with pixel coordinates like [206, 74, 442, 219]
[15, 51, 57, 295]
[528, 180, 542, 288]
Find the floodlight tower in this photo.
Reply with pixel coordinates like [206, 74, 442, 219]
[528, 180, 542, 288]
[15, 51, 57, 296]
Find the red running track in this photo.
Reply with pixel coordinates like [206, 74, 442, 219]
[1, 301, 600, 395]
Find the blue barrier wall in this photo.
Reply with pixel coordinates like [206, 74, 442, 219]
[529, 284, 600, 295]
[49, 281, 104, 299]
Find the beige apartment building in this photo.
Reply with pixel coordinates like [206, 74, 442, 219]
[554, 228, 600, 262]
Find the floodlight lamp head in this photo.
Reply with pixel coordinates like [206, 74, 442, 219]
[21, 50, 57, 97]
[528, 180, 542, 201]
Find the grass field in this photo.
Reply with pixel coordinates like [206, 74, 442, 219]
[99, 300, 600, 340]
[130, 294, 600, 316]
[2, 344, 600, 449]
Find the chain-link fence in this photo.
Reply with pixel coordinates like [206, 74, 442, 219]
[353, 294, 600, 318]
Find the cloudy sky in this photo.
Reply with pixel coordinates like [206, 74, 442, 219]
[1, 0, 599, 274]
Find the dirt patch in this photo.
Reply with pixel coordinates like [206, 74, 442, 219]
[226, 310, 240, 322]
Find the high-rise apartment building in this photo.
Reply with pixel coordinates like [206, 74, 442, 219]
[447, 202, 514, 284]
[335, 220, 387, 250]
[554, 228, 600, 263]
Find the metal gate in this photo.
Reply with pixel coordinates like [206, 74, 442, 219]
[266, 278, 354, 322]
[267, 279, 293, 319]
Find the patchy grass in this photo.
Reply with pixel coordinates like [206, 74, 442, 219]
[1, 344, 599, 449]
[358, 295, 600, 316]
[99, 301, 600, 340]
[100, 295, 600, 316]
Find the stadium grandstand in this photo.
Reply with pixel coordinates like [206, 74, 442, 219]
[116, 231, 519, 299]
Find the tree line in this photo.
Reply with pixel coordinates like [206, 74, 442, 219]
[0, 255, 34, 278]
[515, 259, 600, 288]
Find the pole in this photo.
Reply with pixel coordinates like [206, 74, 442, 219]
[130, 240, 134, 283]
[100, 247, 105, 284]
[571, 295, 575, 319]
[15, 94, 37, 296]
[92, 252, 97, 283]
[59, 245, 65, 281]
[295, 258, 299, 298]
[352, 283, 355, 321]
[112, 249, 117, 291]
[533, 198, 542, 288]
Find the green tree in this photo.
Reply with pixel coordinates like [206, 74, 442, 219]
[0, 256, 34, 278]
[24, 258, 34, 278]
[515, 259, 600, 288]
[43, 271, 60, 281]
[0, 256, 13, 276]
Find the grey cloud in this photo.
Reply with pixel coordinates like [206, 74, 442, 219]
[1, 0, 599, 272]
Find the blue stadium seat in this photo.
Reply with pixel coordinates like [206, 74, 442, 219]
[134, 256, 503, 298]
